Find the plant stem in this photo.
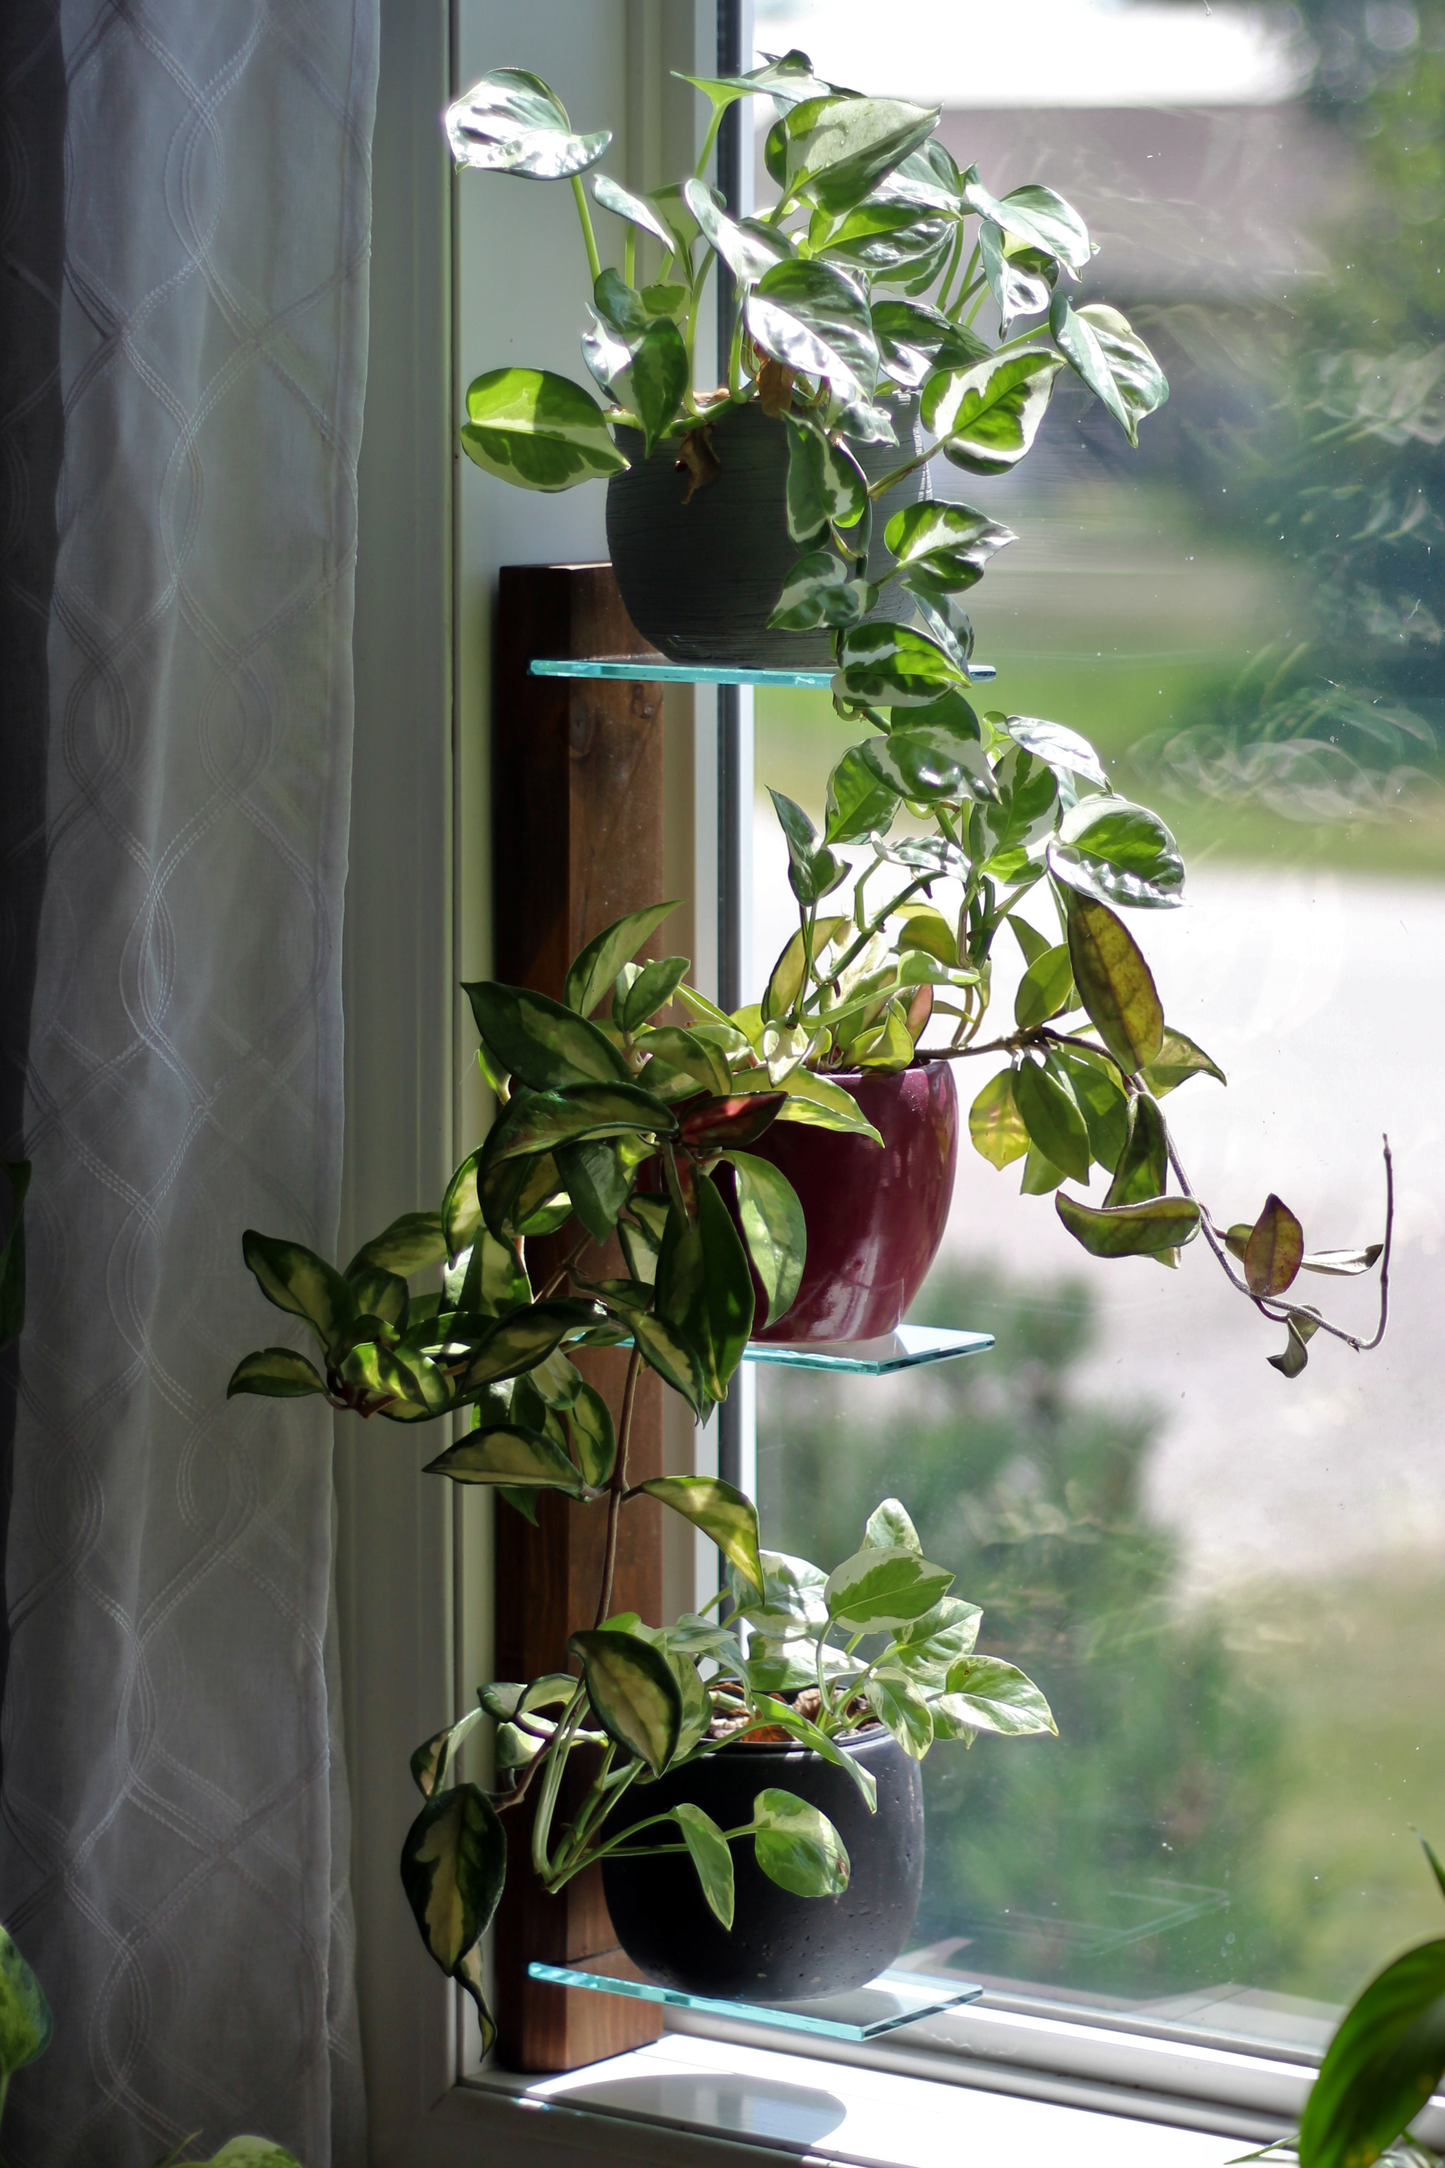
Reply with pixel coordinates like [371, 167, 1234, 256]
[935, 223, 967, 316]
[530, 1683, 587, 1878]
[624, 225, 636, 289]
[571, 174, 603, 285]
[594, 1342, 644, 1628]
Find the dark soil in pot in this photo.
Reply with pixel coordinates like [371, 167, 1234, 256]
[746, 1060, 958, 1345]
[606, 399, 931, 668]
[601, 1726, 923, 2003]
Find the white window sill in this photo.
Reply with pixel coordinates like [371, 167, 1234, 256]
[463, 2027, 1285, 2168]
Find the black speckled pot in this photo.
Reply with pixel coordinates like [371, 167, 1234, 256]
[605, 400, 930, 668]
[600, 1727, 923, 2004]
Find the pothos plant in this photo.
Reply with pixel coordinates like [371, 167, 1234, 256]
[445, 48, 1168, 671]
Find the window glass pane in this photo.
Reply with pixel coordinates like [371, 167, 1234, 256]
[750, 0, 1444, 2052]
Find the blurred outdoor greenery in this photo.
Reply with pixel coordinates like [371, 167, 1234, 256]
[757, 1264, 1445, 2013]
[756, 9, 1445, 2018]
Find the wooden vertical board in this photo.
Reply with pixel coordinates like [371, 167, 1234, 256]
[491, 563, 669, 2072]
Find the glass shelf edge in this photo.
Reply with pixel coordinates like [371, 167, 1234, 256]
[526, 1958, 983, 2041]
[528, 657, 997, 688]
[742, 1324, 993, 1374]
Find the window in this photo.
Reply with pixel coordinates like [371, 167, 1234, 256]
[340, 0, 1445, 2157]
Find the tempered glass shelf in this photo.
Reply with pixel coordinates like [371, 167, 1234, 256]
[527, 1955, 982, 2041]
[743, 1323, 992, 1374]
[529, 657, 997, 688]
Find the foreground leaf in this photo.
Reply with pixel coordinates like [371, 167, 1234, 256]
[936, 1655, 1058, 1737]
[825, 1544, 954, 1630]
[399, 1783, 506, 2049]
[641, 1475, 764, 1598]
[1056, 1190, 1200, 1258]
[424, 1425, 584, 1491]
[226, 1347, 328, 1401]
[241, 1232, 355, 1350]
[345, 1210, 448, 1281]
[746, 258, 879, 407]
[726, 1151, 806, 1326]
[674, 1803, 735, 1929]
[568, 1627, 681, 1775]
[563, 901, 681, 1019]
[465, 981, 633, 1091]
[922, 349, 1064, 476]
[752, 1789, 850, 1897]
[1299, 1937, 1445, 2168]
[0, 1921, 52, 2079]
[1064, 891, 1165, 1077]
[461, 367, 627, 491]
[969, 1069, 1029, 1170]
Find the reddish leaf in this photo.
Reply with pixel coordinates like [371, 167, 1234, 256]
[677, 1093, 787, 1153]
[1243, 1193, 1305, 1298]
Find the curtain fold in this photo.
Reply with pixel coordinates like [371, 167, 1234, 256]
[0, 2, 378, 2162]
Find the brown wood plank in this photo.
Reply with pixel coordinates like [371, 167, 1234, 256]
[491, 563, 669, 2073]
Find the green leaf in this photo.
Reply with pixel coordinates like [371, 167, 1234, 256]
[774, 95, 941, 217]
[1244, 1194, 1305, 1299]
[190, 2142, 306, 2168]
[616, 955, 690, 1033]
[410, 1706, 485, 1800]
[892, 1596, 984, 1682]
[1270, 1307, 1323, 1379]
[873, 298, 988, 389]
[1055, 1190, 1201, 1259]
[732, 1547, 830, 1634]
[960, 167, 1092, 271]
[561, 902, 681, 1020]
[241, 1231, 355, 1351]
[773, 1067, 885, 1144]
[864, 1669, 935, 1759]
[1063, 891, 1165, 1076]
[682, 176, 794, 285]
[936, 1655, 1058, 1738]
[1013, 1055, 1092, 1185]
[767, 548, 877, 632]
[752, 1788, 850, 1897]
[1299, 1244, 1384, 1278]
[784, 415, 868, 541]
[460, 368, 626, 491]
[1299, 1937, 1445, 2168]
[631, 1310, 709, 1415]
[884, 500, 1016, 588]
[1105, 1093, 1168, 1208]
[969, 1068, 1030, 1171]
[467, 980, 636, 1092]
[679, 49, 834, 111]
[445, 68, 609, 181]
[424, 1423, 582, 1490]
[485, 1081, 673, 1166]
[568, 1627, 681, 1775]
[1050, 298, 1168, 447]
[343, 1210, 448, 1283]
[346, 1263, 409, 1329]
[863, 1497, 922, 1553]
[673, 1804, 735, 1929]
[552, 1138, 630, 1245]
[1051, 1049, 1131, 1172]
[0, 1921, 52, 2080]
[1143, 1027, 1227, 1097]
[226, 1347, 328, 1400]
[640, 1474, 764, 1598]
[564, 1382, 616, 1489]
[768, 787, 847, 908]
[826, 1544, 954, 1630]
[922, 349, 1064, 476]
[746, 258, 880, 407]
[1020, 1143, 1067, 1197]
[456, 1299, 601, 1391]
[1048, 795, 1184, 912]
[825, 746, 898, 842]
[1014, 944, 1074, 1029]
[592, 171, 674, 248]
[860, 725, 996, 805]
[832, 622, 965, 708]
[978, 221, 1055, 327]
[619, 316, 689, 457]
[444, 1226, 532, 1318]
[655, 1178, 755, 1400]
[635, 1025, 731, 1099]
[399, 1781, 505, 2049]
[726, 1151, 806, 1327]
[1002, 714, 1108, 789]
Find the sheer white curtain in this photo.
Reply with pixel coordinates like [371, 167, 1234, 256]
[0, 3, 377, 2163]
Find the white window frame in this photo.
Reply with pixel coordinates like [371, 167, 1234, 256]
[335, 5, 1445, 2161]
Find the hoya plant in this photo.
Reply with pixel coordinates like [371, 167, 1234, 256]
[446, 49, 1167, 673]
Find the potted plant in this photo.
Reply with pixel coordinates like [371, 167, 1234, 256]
[444, 51, 1169, 667]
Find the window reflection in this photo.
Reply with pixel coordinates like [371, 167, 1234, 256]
[750, 0, 1445, 2046]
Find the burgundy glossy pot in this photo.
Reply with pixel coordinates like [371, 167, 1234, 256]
[749, 1061, 958, 1344]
